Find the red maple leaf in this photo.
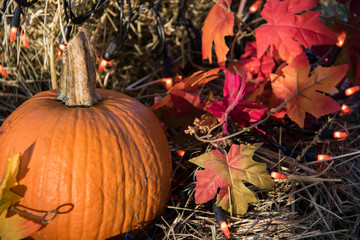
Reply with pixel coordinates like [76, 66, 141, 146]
[208, 69, 266, 134]
[152, 68, 220, 111]
[241, 41, 275, 81]
[151, 69, 221, 133]
[202, 0, 234, 65]
[152, 90, 206, 118]
[189, 143, 274, 215]
[271, 53, 349, 128]
[152, 90, 208, 134]
[170, 68, 221, 94]
[169, 90, 205, 115]
[208, 69, 246, 134]
[256, 0, 337, 62]
[231, 101, 267, 127]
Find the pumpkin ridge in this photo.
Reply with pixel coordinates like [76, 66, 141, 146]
[54, 109, 68, 240]
[116, 109, 137, 233]
[112, 104, 148, 227]
[113, 103, 157, 227]
[72, 109, 80, 239]
[97, 105, 129, 234]
[96, 111, 105, 240]
[88, 109, 112, 239]
[101, 110, 119, 238]
[136, 120, 162, 222]
[107, 102, 160, 232]
[65, 109, 75, 240]
[25, 102, 53, 204]
[98, 104, 139, 235]
[82, 109, 91, 239]
[60, 109, 75, 240]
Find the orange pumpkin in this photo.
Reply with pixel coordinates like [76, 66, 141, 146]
[0, 29, 172, 240]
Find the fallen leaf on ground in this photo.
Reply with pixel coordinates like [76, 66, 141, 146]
[271, 53, 349, 128]
[189, 143, 274, 215]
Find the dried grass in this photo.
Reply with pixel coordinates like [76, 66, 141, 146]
[161, 128, 360, 239]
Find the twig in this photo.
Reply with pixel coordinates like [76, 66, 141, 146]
[287, 174, 341, 183]
[126, 56, 181, 91]
[237, 0, 247, 16]
[307, 150, 360, 165]
[50, 42, 58, 89]
[212, 0, 231, 13]
[194, 111, 271, 143]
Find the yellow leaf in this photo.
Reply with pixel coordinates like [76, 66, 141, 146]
[0, 153, 23, 214]
[0, 211, 41, 240]
[0, 154, 41, 239]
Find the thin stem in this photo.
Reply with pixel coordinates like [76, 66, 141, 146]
[230, 30, 254, 63]
[307, 150, 360, 165]
[212, 0, 231, 13]
[194, 111, 271, 143]
[237, 0, 247, 16]
[241, 16, 264, 31]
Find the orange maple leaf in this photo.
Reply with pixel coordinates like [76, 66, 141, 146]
[202, 0, 234, 65]
[271, 53, 349, 128]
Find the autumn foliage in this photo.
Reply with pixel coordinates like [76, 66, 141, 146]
[1, 0, 360, 238]
[255, 0, 337, 62]
[202, 0, 234, 65]
[271, 53, 348, 127]
[154, 0, 358, 217]
[190, 143, 274, 215]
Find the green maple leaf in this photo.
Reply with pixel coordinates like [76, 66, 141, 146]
[189, 143, 274, 215]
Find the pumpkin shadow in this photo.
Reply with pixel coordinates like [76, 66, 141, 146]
[106, 218, 164, 240]
[11, 141, 36, 197]
[107, 227, 152, 240]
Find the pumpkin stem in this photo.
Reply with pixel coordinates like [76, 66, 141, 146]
[56, 28, 102, 107]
